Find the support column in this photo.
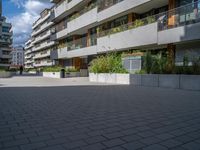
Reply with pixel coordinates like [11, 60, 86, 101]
[168, 0, 176, 28]
[128, 13, 133, 23]
[167, 44, 176, 72]
[87, 29, 91, 47]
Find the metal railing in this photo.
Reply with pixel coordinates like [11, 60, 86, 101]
[158, 1, 200, 31]
[98, 14, 159, 38]
[68, 2, 97, 22]
[67, 34, 97, 51]
[98, 0, 124, 12]
[98, 1, 200, 37]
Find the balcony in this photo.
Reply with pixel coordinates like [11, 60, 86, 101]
[51, 47, 68, 59]
[56, 28, 68, 40]
[97, 0, 151, 22]
[158, 1, 200, 44]
[67, 34, 97, 58]
[0, 63, 10, 67]
[33, 12, 51, 29]
[32, 21, 53, 37]
[97, 16, 158, 53]
[68, 0, 83, 10]
[25, 54, 33, 59]
[68, 6, 98, 33]
[34, 60, 53, 67]
[34, 41, 56, 52]
[33, 50, 51, 59]
[33, 30, 51, 44]
[54, 0, 68, 19]
[1, 54, 11, 59]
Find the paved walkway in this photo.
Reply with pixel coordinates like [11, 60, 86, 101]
[0, 75, 109, 87]
[0, 76, 200, 150]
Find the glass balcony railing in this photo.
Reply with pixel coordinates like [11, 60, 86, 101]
[68, 2, 97, 22]
[98, 14, 159, 38]
[67, 34, 97, 51]
[98, 0, 124, 12]
[158, 1, 200, 31]
[98, 1, 200, 37]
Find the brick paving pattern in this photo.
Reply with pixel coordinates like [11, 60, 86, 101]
[0, 85, 200, 150]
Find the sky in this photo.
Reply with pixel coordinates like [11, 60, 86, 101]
[2, 0, 53, 46]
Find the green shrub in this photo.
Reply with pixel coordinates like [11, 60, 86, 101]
[135, 69, 146, 74]
[144, 51, 153, 74]
[89, 53, 128, 74]
[66, 67, 79, 72]
[134, 19, 144, 28]
[151, 53, 167, 74]
[192, 57, 200, 75]
[146, 16, 156, 24]
[43, 66, 64, 72]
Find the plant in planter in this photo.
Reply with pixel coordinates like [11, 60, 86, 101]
[133, 19, 145, 28]
[89, 53, 128, 74]
[144, 51, 153, 74]
[43, 66, 64, 72]
[146, 16, 156, 24]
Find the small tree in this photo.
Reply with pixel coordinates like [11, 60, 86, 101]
[144, 51, 153, 74]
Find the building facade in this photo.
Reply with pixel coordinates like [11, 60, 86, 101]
[24, 9, 56, 69]
[0, 0, 12, 69]
[26, 0, 200, 70]
[11, 46, 24, 68]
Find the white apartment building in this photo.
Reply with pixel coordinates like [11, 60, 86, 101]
[11, 46, 24, 67]
[24, 9, 56, 69]
[26, 0, 200, 70]
[0, 0, 12, 69]
[49, 0, 200, 70]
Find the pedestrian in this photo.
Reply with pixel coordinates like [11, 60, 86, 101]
[19, 66, 23, 75]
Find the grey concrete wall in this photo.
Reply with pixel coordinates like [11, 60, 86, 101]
[141, 74, 159, 87]
[158, 22, 200, 45]
[67, 46, 97, 58]
[97, 23, 158, 53]
[68, 8, 97, 33]
[130, 74, 200, 91]
[130, 74, 141, 86]
[180, 75, 200, 91]
[159, 75, 180, 89]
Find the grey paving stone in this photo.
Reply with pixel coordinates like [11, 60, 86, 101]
[182, 142, 200, 150]
[63, 140, 87, 149]
[122, 141, 146, 150]
[160, 139, 183, 148]
[85, 135, 107, 144]
[20, 142, 46, 150]
[143, 144, 168, 150]
[1, 78, 200, 150]
[39, 145, 66, 150]
[103, 139, 126, 148]
[81, 143, 106, 150]
[3, 138, 29, 148]
[121, 134, 142, 142]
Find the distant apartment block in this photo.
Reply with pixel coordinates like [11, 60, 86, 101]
[11, 46, 24, 67]
[24, 9, 56, 69]
[26, 0, 200, 70]
[0, 0, 12, 69]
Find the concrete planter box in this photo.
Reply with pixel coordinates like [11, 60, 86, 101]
[130, 74, 200, 91]
[66, 72, 81, 78]
[141, 74, 159, 87]
[159, 75, 180, 89]
[89, 73, 130, 84]
[0, 72, 13, 78]
[180, 75, 200, 91]
[89, 73, 200, 90]
[42, 72, 61, 78]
